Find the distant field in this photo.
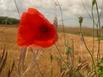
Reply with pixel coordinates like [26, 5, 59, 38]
[0, 25, 103, 77]
[58, 26, 103, 37]
[1, 24, 103, 37]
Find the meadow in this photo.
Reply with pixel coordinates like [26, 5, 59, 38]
[0, 25, 103, 77]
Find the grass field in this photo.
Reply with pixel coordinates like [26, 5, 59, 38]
[0, 25, 103, 77]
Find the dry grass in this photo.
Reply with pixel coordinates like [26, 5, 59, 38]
[0, 25, 103, 77]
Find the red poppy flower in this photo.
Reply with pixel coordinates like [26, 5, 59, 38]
[17, 8, 58, 48]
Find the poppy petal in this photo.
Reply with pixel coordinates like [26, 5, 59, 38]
[17, 8, 58, 48]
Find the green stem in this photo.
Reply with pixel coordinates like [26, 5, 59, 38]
[56, 0, 66, 43]
[14, 0, 21, 17]
[95, 0, 101, 62]
[79, 23, 97, 76]
[55, 44, 69, 68]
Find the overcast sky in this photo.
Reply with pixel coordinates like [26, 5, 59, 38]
[0, 0, 103, 27]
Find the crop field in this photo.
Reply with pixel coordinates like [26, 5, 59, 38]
[0, 25, 103, 77]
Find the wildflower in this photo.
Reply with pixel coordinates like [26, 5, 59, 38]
[17, 8, 58, 76]
[17, 8, 58, 48]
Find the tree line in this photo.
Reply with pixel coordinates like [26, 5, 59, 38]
[0, 16, 19, 25]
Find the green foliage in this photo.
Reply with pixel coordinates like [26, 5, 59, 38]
[92, 0, 96, 6]
[65, 46, 72, 55]
[98, 57, 103, 77]
[0, 16, 19, 25]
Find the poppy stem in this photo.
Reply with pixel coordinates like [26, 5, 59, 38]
[21, 48, 44, 77]
[21, 48, 38, 77]
[18, 47, 27, 77]
[32, 48, 44, 77]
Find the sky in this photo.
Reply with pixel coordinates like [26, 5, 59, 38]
[0, 0, 103, 27]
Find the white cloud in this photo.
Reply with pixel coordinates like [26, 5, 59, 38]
[0, 0, 103, 26]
